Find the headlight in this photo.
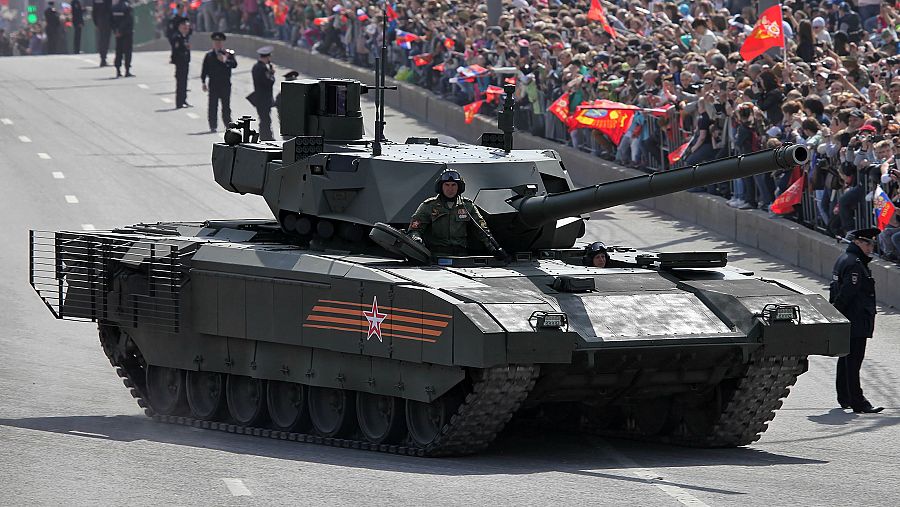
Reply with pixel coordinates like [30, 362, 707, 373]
[760, 304, 801, 324]
[529, 311, 568, 330]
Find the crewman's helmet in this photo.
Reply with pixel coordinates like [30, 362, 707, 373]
[434, 169, 466, 194]
[582, 241, 610, 266]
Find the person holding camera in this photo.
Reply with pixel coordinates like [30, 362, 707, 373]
[201, 32, 238, 133]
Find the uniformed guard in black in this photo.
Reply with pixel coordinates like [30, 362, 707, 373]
[171, 20, 192, 108]
[408, 169, 504, 258]
[166, 4, 191, 64]
[43, 1, 62, 54]
[201, 32, 237, 132]
[71, 0, 85, 54]
[92, 0, 112, 66]
[110, 0, 134, 78]
[250, 46, 276, 140]
[830, 227, 883, 414]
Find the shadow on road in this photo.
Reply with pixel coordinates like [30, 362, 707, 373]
[0, 412, 825, 494]
[807, 408, 859, 425]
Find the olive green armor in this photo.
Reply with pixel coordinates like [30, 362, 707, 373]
[408, 195, 496, 256]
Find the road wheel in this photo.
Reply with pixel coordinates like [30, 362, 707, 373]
[145, 365, 187, 416]
[308, 386, 356, 438]
[186, 371, 226, 420]
[226, 375, 268, 426]
[405, 392, 463, 448]
[356, 392, 406, 444]
[267, 381, 310, 432]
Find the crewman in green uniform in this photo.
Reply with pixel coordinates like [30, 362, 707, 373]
[408, 169, 506, 258]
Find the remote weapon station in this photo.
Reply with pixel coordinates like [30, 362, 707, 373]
[30, 39, 849, 456]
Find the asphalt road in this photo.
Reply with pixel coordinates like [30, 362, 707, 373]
[0, 52, 897, 506]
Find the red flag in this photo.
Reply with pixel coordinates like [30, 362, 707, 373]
[587, 0, 617, 38]
[740, 4, 785, 62]
[412, 54, 433, 67]
[386, 3, 399, 21]
[873, 185, 897, 230]
[484, 85, 505, 103]
[567, 100, 637, 145]
[432, 63, 445, 72]
[313, 17, 330, 26]
[463, 100, 483, 124]
[444, 37, 455, 50]
[548, 93, 570, 123]
[667, 141, 690, 165]
[189, 0, 201, 9]
[770, 175, 804, 214]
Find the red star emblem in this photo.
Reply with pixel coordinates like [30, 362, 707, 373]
[363, 296, 388, 342]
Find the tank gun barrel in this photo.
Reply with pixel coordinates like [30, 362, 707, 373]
[516, 145, 809, 227]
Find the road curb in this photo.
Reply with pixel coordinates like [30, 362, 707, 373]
[137, 34, 898, 308]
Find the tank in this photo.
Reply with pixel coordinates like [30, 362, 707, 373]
[29, 77, 850, 457]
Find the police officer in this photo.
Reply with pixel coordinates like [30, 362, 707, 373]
[408, 169, 505, 258]
[830, 227, 883, 414]
[43, 1, 62, 54]
[582, 242, 611, 268]
[275, 70, 299, 137]
[92, 0, 112, 66]
[250, 46, 276, 140]
[172, 19, 191, 108]
[110, 0, 134, 78]
[201, 32, 237, 132]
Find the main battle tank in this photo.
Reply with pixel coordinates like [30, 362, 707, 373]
[30, 77, 850, 457]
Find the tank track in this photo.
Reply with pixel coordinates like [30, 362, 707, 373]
[99, 326, 538, 457]
[589, 352, 806, 447]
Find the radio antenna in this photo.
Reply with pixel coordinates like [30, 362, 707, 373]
[373, 11, 388, 156]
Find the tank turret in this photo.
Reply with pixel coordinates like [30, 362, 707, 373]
[213, 83, 808, 254]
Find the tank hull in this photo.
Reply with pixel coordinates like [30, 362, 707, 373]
[30, 220, 848, 455]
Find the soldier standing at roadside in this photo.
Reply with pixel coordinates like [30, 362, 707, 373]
[831, 228, 884, 414]
[200, 32, 237, 132]
[71, 0, 85, 54]
[172, 20, 191, 108]
[110, 0, 134, 78]
[92, 0, 111, 67]
[250, 46, 276, 140]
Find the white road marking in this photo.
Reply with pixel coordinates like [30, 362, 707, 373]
[186, 112, 199, 119]
[68, 430, 109, 438]
[81, 224, 96, 231]
[137, 84, 149, 89]
[52, 171, 65, 179]
[161, 97, 173, 104]
[65, 195, 79, 204]
[1, 118, 12, 125]
[38, 152, 52, 159]
[80, 57, 95, 64]
[592, 440, 710, 507]
[222, 478, 251, 496]
[18, 135, 32, 143]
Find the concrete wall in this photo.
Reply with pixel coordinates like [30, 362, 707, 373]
[137, 34, 900, 308]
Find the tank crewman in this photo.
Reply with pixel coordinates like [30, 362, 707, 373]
[408, 169, 506, 258]
[249, 46, 276, 140]
[172, 19, 191, 108]
[275, 70, 299, 137]
[582, 242, 611, 268]
[91, 0, 111, 66]
[201, 32, 237, 132]
[830, 227, 883, 414]
[71, 0, 84, 54]
[110, 0, 134, 78]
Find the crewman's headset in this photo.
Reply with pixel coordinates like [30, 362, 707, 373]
[434, 169, 466, 194]
[582, 241, 610, 266]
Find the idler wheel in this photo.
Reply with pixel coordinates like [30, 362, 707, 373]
[145, 365, 187, 416]
[405, 391, 464, 448]
[308, 386, 356, 437]
[267, 381, 310, 432]
[356, 392, 406, 444]
[226, 375, 268, 426]
[186, 371, 226, 420]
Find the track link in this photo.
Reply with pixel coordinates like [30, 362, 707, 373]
[100, 325, 538, 457]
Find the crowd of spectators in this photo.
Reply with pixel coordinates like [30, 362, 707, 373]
[169, 0, 900, 260]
